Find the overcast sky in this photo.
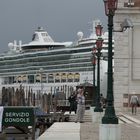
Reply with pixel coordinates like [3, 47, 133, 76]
[0, 0, 107, 53]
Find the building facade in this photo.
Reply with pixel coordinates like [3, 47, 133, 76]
[114, 0, 140, 111]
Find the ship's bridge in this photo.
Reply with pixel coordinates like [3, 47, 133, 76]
[21, 27, 70, 52]
[31, 27, 54, 43]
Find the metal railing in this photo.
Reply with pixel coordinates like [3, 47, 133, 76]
[57, 99, 93, 107]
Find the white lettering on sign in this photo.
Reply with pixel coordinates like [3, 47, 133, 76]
[4, 111, 31, 124]
[5, 112, 30, 117]
[5, 118, 30, 123]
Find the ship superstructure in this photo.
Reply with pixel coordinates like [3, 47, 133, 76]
[0, 26, 111, 100]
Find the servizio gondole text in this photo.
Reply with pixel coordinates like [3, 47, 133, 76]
[4, 112, 30, 123]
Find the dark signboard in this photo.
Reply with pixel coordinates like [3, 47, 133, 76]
[2, 107, 34, 126]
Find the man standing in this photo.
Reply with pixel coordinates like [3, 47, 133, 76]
[130, 92, 139, 115]
[75, 88, 85, 123]
[68, 92, 77, 114]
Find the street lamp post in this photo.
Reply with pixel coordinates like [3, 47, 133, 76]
[92, 54, 96, 88]
[102, 0, 118, 124]
[91, 47, 96, 106]
[94, 36, 103, 112]
[90, 24, 104, 123]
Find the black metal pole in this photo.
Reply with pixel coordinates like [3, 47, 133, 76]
[91, 59, 96, 107]
[93, 63, 95, 87]
[102, 14, 118, 124]
[94, 49, 103, 112]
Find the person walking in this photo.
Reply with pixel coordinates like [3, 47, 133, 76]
[75, 88, 85, 123]
[130, 92, 139, 115]
[68, 91, 77, 114]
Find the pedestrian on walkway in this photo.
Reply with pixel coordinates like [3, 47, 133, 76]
[75, 88, 85, 123]
[130, 91, 139, 115]
[68, 91, 77, 114]
[100, 94, 106, 108]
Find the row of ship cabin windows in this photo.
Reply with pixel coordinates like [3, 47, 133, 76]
[3, 73, 80, 84]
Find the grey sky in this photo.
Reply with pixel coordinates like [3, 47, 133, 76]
[0, 0, 106, 53]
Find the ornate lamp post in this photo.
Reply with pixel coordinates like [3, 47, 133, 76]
[92, 48, 97, 88]
[102, 0, 118, 124]
[94, 35, 103, 112]
[95, 24, 103, 36]
[91, 47, 96, 106]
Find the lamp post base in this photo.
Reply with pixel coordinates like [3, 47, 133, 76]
[90, 107, 104, 123]
[102, 106, 118, 124]
[99, 124, 121, 140]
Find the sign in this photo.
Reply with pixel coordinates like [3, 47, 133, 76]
[2, 107, 34, 126]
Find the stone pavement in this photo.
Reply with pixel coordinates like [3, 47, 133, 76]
[80, 108, 140, 140]
[80, 122, 99, 140]
[37, 108, 140, 140]
[37, 122, 80, 140]
[80, 122, 140, 140]
[120, 108, 140, 140]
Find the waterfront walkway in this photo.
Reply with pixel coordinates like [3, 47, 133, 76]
[37, 122, 80, 140]
[38, 108, 140, 140]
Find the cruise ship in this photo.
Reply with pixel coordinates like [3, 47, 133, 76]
[0, 26, 110, 101]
